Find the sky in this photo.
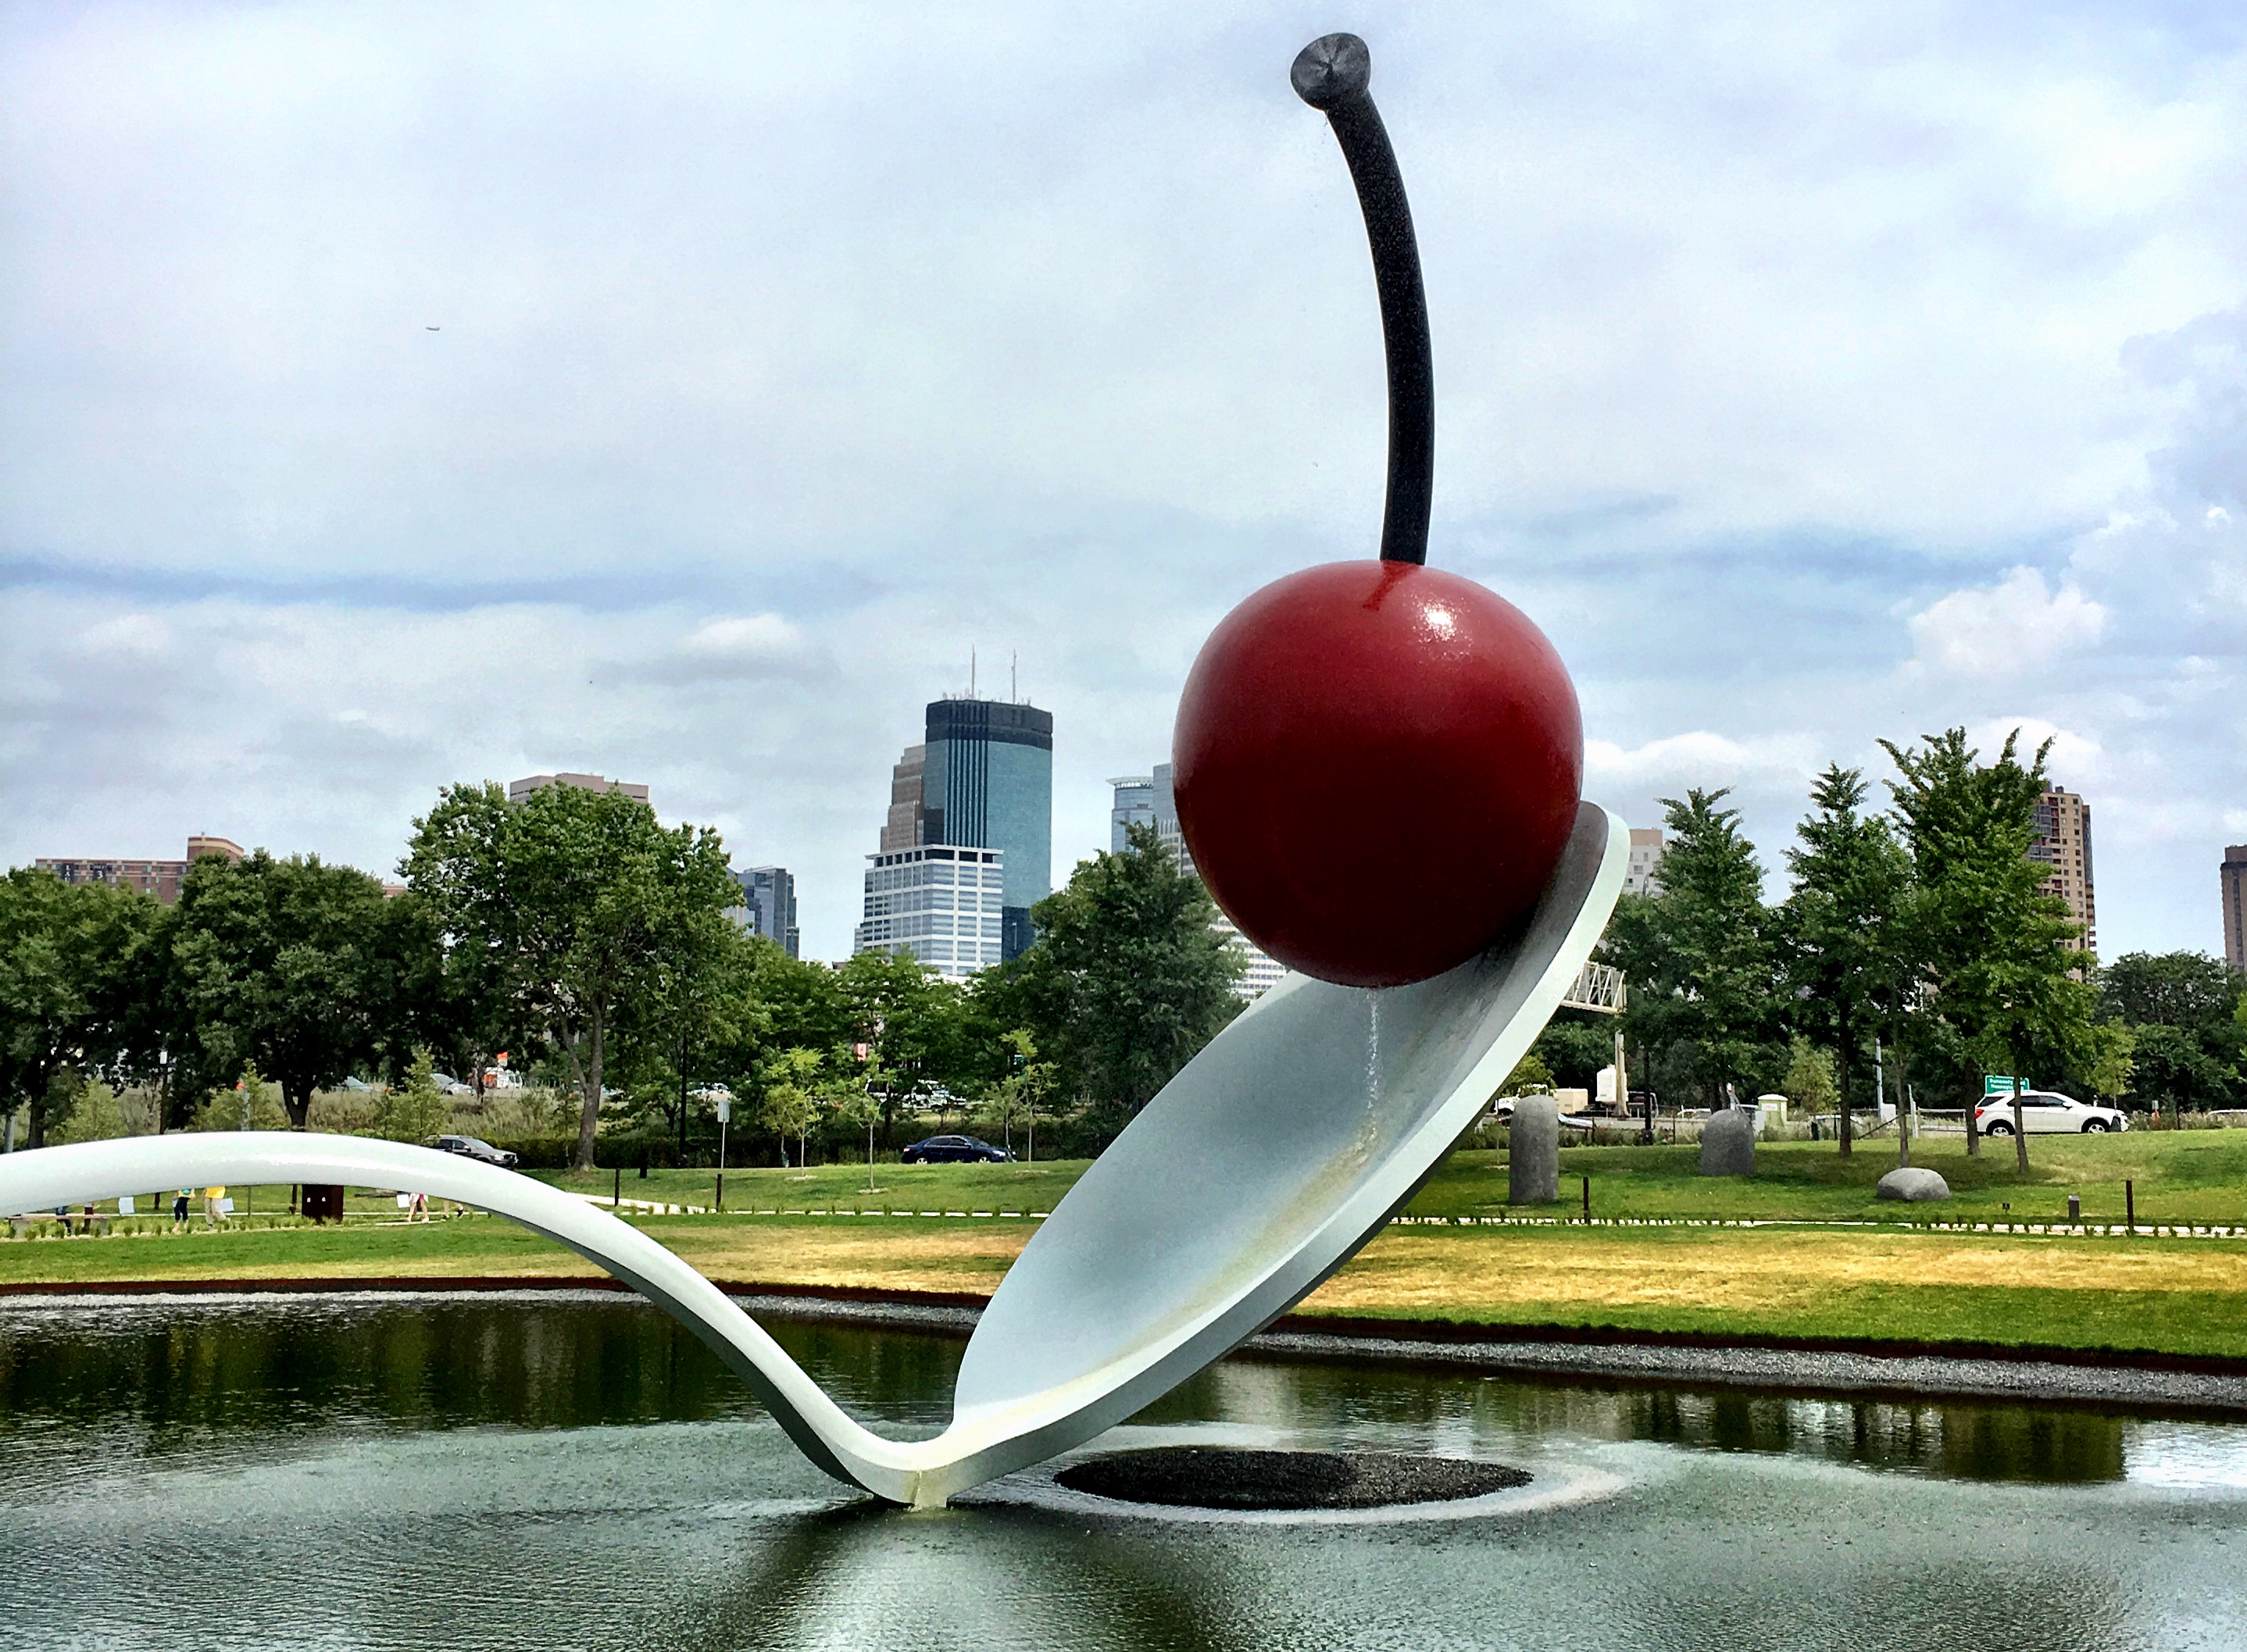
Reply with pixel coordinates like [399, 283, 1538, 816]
[5, 1, 2247, 962]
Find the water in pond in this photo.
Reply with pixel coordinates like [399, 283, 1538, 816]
[2, 1292, 2243, 1650]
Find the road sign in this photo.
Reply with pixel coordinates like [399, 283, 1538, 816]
[1983, 1074, 2022, 1097]
[715, 1097, 731, 1125]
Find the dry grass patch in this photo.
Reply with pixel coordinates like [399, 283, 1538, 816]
[1300, 1227, 2247, 1319]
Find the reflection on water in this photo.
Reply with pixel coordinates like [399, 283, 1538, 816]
[0, 1293, 2243, 1652]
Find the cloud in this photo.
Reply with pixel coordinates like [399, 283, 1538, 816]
[1907, 568, 2106, 676]
[8, 4, 2247, 958]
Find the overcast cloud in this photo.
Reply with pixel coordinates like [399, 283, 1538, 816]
[5, 1, 2246, 960]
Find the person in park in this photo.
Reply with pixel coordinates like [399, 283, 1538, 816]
[202, 1184, 225, 1227]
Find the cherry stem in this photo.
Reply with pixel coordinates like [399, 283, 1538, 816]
[1292, 33, 1432, 567]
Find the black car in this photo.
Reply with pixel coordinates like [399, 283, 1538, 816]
[901, 1134, 1009, 1165]
[427, 1134, 520, 1169]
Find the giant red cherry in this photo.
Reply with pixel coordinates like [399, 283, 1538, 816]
[1170, 33, 1584, 988]
[1174, 561, 1581, 988]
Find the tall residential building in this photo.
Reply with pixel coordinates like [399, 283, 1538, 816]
[1112, 765, 1288, 1001]
[36, 835, 242, 905]
[2222, 845, 2247, 972]
[2030, 789, 2096, 952]
[854, 845, 1007, 981]
[508, 772, 650, 807]
[1624, 827, 1666, 896]
[728, 865, 800, 958]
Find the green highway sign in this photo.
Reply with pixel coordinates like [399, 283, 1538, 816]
[1983, 1074, 2023, 1097]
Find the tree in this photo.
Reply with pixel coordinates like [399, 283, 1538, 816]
[1780, 765, 1908, 1157]
[0, 868, 160, 1147]
[2096, 952, 2243, 1114]
[1530, 1016, 1613, 1092]
[1781, 1035, 1838, 1117]
[1002, 823, 1243, 1117]
[378, 1048, 452, 1144]
[405, 781, 741, 1170]
[167, 851, 395, 1129]
[759, 1046, 826, 1169]
[1607, 789, 1777, 1108]
[190, 1059, 290, 1132]
[1497, 1051, 1556, 1098]
[1882, 728, 2095, 1171]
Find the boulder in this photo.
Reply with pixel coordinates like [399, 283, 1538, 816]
[1507, 1096, 1559, 1205]
[1876, 1167, 1951, 1203]
[1699, 1107, 1756, 1177]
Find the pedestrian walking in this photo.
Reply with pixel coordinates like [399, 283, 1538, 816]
[203, 1185, 225, 1227]
[172, 1188, 191, 1229]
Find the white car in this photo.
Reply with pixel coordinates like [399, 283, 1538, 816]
[1974, 1090, 2127, 1135]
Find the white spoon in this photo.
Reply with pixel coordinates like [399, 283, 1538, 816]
[0, 801, 1621, 1507]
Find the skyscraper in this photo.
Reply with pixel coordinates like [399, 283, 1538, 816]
[728, 865, 800, 958]
[2222, 844, 2247, 972]
[856, 694, 1052, 972]
[922, 697, 1052, 961]
[2030, 789, 2096, 953]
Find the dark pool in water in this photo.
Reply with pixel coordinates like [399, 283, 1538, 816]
[1, 1292, 2242, 1650]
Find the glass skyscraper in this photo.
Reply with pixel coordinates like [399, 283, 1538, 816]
[922, 698, 1052, 961]
[857, 696, 1053, 973]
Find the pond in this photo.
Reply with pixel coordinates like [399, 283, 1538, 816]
[1, 1292, 2242, 1650]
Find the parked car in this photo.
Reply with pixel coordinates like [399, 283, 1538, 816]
[1974, 1090, 2127, 1135]
[427, 1073, 475, 1097]
[901, 1134, 1009, 1164]
[427, 1134, 520, 1168]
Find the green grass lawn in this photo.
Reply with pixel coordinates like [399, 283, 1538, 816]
[5, 1131, 2247, 1361]
[534, 1158, 1091, 1214]
[1410, 1130, 2247, 1228]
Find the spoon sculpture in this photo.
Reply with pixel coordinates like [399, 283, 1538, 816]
[0, 36, 1626, 1509]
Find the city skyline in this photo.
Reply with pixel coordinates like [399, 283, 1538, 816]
[7, 8, 2247, 961]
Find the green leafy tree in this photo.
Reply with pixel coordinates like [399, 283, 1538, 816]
[1530, 1016, 1613, 1092]
[405, 781, 741, 1170]
[975, 1027, 1056, 1159]
[996, 822, 1242, 1119]
[0, 868, 161, 1147]
[1780, 765, 1909, 1156]
[1497, 1051, 1556, 1099]
[2095, 952, 2242, 1113]
[378, 1048, 452, 1144]
[1607, 789, 1777, 1108]
[758, 1046, 826, 1168]
[166, 851, 397, 1130]
[1781, 1035, 1839, 1115]
[1882, 728, 2095, 1170]
[834, 947, 970, 1147]
[190, 1059, 290, 1132]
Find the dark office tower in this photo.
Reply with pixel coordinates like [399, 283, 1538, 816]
[729, 865, 800, 959]
[923, 697, 1052, 961]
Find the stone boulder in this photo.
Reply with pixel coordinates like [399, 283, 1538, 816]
[1507, 1095, 1560, 1205]
[1876, 1166, 1951, 1203]
[1699, 1107, 1756, 1177]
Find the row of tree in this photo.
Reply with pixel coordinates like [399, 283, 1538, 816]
[0, 781, 1244, 1168]
[13, 729, 2235, 1172]
[1556, 726, 2245, 1158]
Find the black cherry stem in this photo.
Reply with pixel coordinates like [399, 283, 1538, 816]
[1291, 32, 1433, 567]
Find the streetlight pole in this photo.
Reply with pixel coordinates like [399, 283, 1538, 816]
[715, 1095, 730, 1213]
